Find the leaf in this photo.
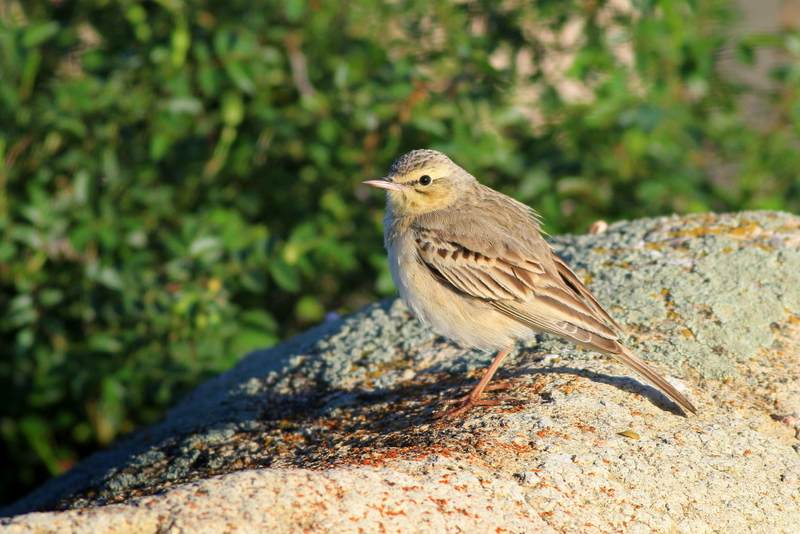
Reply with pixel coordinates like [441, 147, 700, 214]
[88, 333, 123, 353]
[9, 295, 37, 327]
[240, 309, 278, 331]
[269, 257, 300, 292]
[230, 328, 279, 356]
[295, 295, 325, 323]
[0, 241, 16, 262]
[19, 416, 62, 475]
[189, 236, 223, 261]
[22, 22, 60, 47]
[221, 90, 245, 126]
[224, 61, 255, 94]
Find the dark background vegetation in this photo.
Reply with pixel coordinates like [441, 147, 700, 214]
[2, 0, 799, 508]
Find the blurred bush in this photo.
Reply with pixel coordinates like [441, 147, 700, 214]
[1, 0, 799, 507]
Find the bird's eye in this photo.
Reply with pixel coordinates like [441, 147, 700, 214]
[419, 175, 432, 186]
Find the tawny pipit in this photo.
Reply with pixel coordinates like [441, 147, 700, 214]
[364, 149, 697, 418]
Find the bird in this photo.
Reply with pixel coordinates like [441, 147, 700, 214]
[363, 149, 697, 418]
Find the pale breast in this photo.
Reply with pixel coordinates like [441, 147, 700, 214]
[386, 230, 533, 352]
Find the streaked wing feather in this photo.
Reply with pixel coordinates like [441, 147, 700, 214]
[552, 253, 623, 331]
[491, 276, 620, 341]
[491, 299, 619, 352]
[415, 230, 545, 301]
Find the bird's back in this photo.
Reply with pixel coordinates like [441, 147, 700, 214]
[411, 183, 554, 269]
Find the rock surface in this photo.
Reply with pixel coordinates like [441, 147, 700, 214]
[3, 211, 800, 534]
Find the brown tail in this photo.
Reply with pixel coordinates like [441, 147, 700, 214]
[609, 344, 697, 415]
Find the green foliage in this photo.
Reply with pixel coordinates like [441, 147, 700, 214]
[1, 0, 799, 506]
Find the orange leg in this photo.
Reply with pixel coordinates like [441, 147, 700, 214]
[436, 345, 516, 419]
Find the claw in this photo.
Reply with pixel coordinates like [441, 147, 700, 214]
[435, 379, 525, 419]
[433, 346, 517, 419]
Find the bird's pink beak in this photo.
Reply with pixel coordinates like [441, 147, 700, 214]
[363, 178, 403, 192]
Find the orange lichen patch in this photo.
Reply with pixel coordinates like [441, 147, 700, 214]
[776, 220, 800, 229]
[644, 215, 797, 254]
[534, 429, 571, 441]
[366, 503, 408, 516]
[664, 226, 718, 240]
[572, 422, 596, 433]
[727, 224, 761, 237]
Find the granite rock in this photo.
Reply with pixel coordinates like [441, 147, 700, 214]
[3, 211, 800, 534]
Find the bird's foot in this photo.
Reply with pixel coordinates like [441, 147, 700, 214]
[434, 379, 523, 419]
[481, 379, 521, 393]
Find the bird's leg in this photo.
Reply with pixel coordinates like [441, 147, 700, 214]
[435, 345, 516, 419]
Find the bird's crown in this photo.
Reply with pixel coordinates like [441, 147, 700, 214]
[388, 149, 454, 178]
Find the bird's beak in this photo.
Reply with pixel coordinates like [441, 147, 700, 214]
[363, 177, 403, 192]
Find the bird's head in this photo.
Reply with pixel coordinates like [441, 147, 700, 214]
[363, 150, 475, 216]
